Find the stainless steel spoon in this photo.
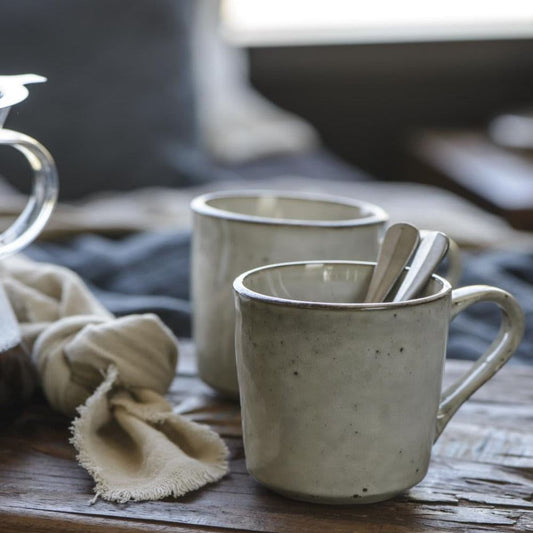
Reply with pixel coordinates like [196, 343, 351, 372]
[392, 231, 449, 302]
[364, 222, 420, 303]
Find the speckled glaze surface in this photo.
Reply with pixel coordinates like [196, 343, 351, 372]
[191, 191, 388, 397]
[233, 261, 524, 504]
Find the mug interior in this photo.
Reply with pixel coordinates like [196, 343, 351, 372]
[194, 192, 387, 226]
[236, 261, 449, 306]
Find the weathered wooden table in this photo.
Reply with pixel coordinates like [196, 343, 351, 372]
[1, 342, 532, 532]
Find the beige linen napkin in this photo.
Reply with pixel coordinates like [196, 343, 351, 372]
[0, 255, 228, 502]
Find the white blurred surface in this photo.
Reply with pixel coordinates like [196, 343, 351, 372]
[222, 1, 533, 45]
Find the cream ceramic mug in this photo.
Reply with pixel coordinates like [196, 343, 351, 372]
[233, 261, 524, 504]
[191, 191, 388, 397]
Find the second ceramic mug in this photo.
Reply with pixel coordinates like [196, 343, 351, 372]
[191, 190, 388, 396]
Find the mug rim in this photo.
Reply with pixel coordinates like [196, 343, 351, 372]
[233, 260, 452, 310]
[191, 190, 388, 228]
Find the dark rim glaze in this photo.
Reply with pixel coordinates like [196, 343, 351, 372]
[233, 260, 452, 310]
[190, 190, 388, 228]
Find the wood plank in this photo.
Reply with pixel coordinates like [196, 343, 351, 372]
[1, 358, 532, 532]
[442, 360, 533, 405]
[436, 418, 533, 468]
[0, 507, 239, 533]
[1, 449, 531, 533]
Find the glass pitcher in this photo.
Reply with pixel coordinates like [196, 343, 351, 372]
[0, 74, 58, 258]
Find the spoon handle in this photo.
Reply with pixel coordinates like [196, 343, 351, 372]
[392, 231, 449, 302]
[364, 223, 420, 303]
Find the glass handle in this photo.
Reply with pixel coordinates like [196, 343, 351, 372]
[0, 129, 58, 258]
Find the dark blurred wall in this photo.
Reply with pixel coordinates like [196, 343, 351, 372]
[0, 0, 199, 199]
[248, 39, 533, 181]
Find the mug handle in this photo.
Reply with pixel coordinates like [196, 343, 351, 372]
[434, 285, 524, 441]
[0, 129, 58, 258]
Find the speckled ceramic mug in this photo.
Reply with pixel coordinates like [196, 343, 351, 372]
[191, 191, 388, 397]
[233, 261, 524, 504]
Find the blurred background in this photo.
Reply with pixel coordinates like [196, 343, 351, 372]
[221, 0, 533, 230]
[1, 0, 533, 230]
[0, 0, 532, 359]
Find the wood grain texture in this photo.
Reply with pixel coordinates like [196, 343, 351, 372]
[1, 343, 532, 533]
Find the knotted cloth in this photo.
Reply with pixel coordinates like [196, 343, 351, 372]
[0, 255, 228, 502]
